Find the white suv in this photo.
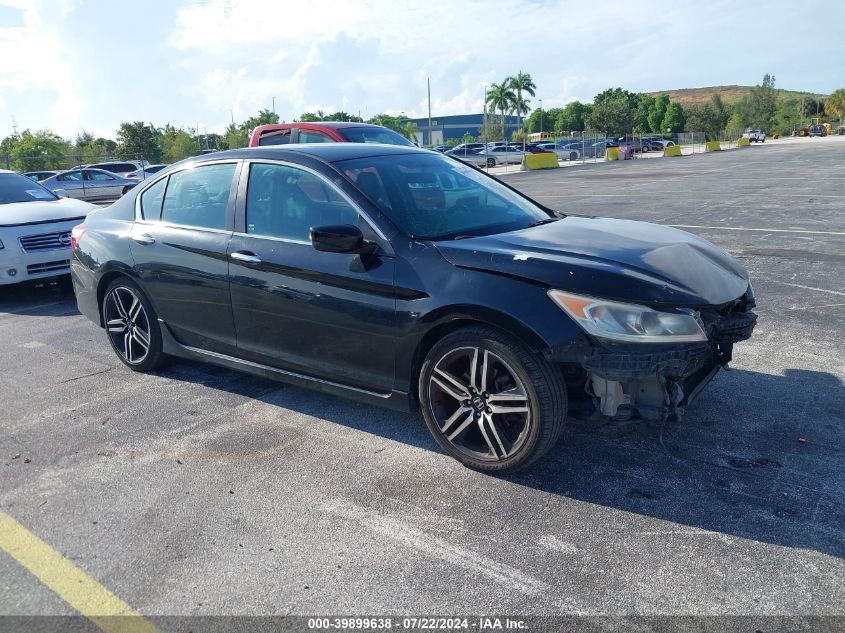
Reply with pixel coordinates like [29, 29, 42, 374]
[742, 130, 766, 143]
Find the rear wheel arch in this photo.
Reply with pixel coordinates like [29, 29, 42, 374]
[96, 269, 142, 327]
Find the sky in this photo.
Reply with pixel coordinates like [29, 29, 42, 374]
[1, 0, 843, 140]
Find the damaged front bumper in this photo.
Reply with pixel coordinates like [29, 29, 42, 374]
[554, 302, 758, 421]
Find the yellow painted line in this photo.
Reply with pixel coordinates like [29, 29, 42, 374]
[0, 511, 159, 633]
[668, 224, 845, 236]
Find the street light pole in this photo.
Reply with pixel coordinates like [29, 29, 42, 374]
[539, 99, 543, 137]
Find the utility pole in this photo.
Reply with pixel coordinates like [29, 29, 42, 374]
[539, 99, 543, 136]
[272, 97, 276, 116]
[11, 115, 18, 137]
[427, 77, 433, 147]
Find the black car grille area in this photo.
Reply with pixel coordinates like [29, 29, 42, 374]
[710, 311, 758, 343]
[20, 231, 71, 253]
[583, 343, 712, 380]
[26, 260, 70, 275]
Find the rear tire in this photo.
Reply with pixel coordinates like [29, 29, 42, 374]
[418, 326, 566, 473]
[569, 152, 578, 161]
[486, 158, 496, 168]
[122, 185, 134, 196]
[102, 277, 166, 372]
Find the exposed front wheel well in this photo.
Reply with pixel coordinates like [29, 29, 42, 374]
[409, 318, 545, 408]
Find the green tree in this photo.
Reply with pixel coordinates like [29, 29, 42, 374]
[239, 108, 280, 136]
[660, 102, 686, 133]
[684, 103, 723, 138]
[367, 113, 404, 132]
[594, 87, 639, 111]
[74, 130, 116, 163]
[485, 81, 516, 138]
[222, 122, 248, 150]
[556, 102, 590, 132]
[633, 95, 654, 133]
[526, 107, 565, 134]
[7, 130, 72, 171]
[401, 121, 418, 143]
[506, 71, 536, 133]
[586, 101, 633, 135]
[825, 88, 845, 121]
[770, 99, 802, 135]
[648, 95, 670, 132]
[746, 73, 777, 131]
[116, 122, 162, 162]
[160, 124, 198, 162]
[711, 94, 730, 130]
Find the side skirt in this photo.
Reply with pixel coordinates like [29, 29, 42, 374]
[158, 319, 413, 412]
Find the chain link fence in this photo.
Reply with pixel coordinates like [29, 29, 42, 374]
[440, 128, 762, 174]
[1, 154, 151, 175]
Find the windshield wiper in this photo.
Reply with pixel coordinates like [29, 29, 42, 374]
[528, 217, 559, 228]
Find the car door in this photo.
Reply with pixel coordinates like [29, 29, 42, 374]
[52, 171, 86, 199]
[83, 170, 120, 200]
[129, 161, 240, 354]
[227, 160, 396, 392]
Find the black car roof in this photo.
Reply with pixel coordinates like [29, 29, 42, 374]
[187, 143, 430, 164]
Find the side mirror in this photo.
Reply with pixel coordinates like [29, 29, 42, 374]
[310, 224, 375, 255]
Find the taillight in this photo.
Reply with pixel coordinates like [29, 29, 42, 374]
[71, 223, 86, 251]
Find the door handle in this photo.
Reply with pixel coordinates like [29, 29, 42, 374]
[230, 251, 262, 264]
[131, 233, 155, 245]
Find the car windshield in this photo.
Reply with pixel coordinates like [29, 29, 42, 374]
[338, 126, 415, 146]
[337, 152, 552, 240]
[0, 173, 59, 205]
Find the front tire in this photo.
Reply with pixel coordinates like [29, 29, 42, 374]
[102, 278, 166, 371]
[486, 157, 496, 168]
[419, 326, 566, 473]
[569, 152, 578, 161]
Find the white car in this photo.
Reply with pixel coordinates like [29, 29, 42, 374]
[538, 142, 580, 161]
[742, 130, 766, 143]
[0, 170, 96, 285]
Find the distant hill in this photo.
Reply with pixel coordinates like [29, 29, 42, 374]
[646, 85, 828, 105]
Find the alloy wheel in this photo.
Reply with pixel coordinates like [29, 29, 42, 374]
[428, 346, 531, 462]
[105, 286, 151, 364]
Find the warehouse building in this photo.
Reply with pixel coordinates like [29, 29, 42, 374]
[406, 114, 521, 146]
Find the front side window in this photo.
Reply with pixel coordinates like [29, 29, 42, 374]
[57, 171, 82, 182]
[338, 153, 550, 240]
[160, 163, 235, 230]
[257, 129, 292, 146]
[140, 176, 167, 220]
[245, 163, 359, 241]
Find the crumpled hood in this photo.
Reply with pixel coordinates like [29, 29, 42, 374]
[0, 197, 95, 226]
[434, 216, 750, 307]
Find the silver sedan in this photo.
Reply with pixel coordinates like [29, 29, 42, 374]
[41, 168, 139, 202]
[485, 145, 527, 165]
[537, 143, 580, 161]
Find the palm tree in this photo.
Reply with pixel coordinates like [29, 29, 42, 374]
[507, 71, 536, 141]
[485, 82, 516, 140]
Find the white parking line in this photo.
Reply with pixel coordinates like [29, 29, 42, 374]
[668, 225, 845, 236]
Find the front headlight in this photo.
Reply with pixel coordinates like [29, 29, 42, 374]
[548, 290, 707, 343]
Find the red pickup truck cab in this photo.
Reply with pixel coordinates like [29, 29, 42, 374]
[249, 121, 415, 147]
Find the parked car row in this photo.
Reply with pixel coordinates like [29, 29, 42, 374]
[19, 161, 172, 203]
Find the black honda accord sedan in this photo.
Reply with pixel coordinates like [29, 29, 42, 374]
[70, 144, 756, 472]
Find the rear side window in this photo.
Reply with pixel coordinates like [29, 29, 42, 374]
[161, 163, 235, 230]
[245, 163, 358, 241]
[140, 177, 167, 219]
[258, 129, 292, 146]
[298, 129, 333, 144]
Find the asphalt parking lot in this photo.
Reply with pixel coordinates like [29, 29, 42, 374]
[1, 137, 844, 627]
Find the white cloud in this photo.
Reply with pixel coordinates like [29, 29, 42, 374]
[0, 1, 83, 133]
